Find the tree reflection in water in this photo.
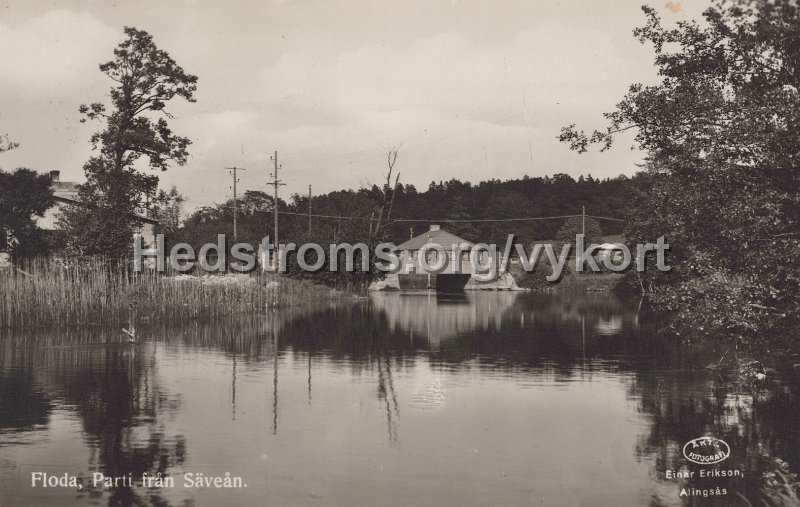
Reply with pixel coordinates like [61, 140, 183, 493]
[631, 372, 800, 506]
[0, 331, 185, 506]
[1, 292, 798, 505]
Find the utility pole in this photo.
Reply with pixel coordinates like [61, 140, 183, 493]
[268, 152, 284, 269]
[582, 205, 586, 236]
[426, 232, 432, 289]
[308, 184, 312, 235]
[226, 166, 246, 240]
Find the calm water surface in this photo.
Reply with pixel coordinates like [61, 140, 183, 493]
[1, 292, 798, 506]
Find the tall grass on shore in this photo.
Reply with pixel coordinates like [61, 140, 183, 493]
[0, 257, 344, 329]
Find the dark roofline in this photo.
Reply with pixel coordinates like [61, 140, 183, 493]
[396, 228, 473, 251]
[53, 196, 159, 225]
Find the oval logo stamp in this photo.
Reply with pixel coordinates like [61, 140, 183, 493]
[683, 437, 730, 465]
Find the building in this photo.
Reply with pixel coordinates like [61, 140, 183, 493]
[594, 234, 626, 264]
[36, 171, 79, 230]
[36, 170, 159, 248]
[395, 225, 474, 290]
[370, 225, 521, 291]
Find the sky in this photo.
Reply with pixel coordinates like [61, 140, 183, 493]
[0, 0, 710, 212]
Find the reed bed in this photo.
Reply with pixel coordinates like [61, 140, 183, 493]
[0, 257, 345, 329]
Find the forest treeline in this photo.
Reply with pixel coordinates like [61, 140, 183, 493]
[173, 172, 630, 250]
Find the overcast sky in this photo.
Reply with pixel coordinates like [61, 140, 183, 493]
[0, 0, 709, 211]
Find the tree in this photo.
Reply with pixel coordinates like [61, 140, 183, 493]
[0, 132, 17, 153]
[561, 0, 800, 349]
[62, 27, 197, 257]
[445, 196, 479, 242]
[370, 146, 401, 246]
[555, 216, 603, 245]
[150, 185, 185, 239]
[482, 189, 540, 245]
[361, 146, 401, 283]
[0, 168, 54, 257]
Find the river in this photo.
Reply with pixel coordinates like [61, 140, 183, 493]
[0, 291, 797, 506]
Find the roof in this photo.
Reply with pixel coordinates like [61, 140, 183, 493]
[396, 228, 472, 251]
[51, 181, 79, 192]
[53, 196, 159, 225]
[601, 234, 625, 244]
[596, 234, 626, 251]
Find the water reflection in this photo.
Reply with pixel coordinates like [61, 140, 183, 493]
[0, 336, 186, 505]
[0, 292, 797, 506]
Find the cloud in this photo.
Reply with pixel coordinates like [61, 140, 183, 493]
[0, 2, 674, 211]
[0, 10, 120, 92]
[169, 26, 649, 201]
[258, 27, 633, 125]
[0, 10, 120, 182]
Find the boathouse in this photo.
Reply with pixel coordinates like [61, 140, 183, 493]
[371, 225, 521, 291]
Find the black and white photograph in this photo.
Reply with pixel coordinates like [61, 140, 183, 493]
[1, 0, 800, 505]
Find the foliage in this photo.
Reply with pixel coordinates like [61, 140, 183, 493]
[62, 27, 197, 258]
[445, 196, 479, 242]
[177, 173, 628, 250]
[0, 132, 17, 153]
[178, 190, 278, 247]
[482, 188, 539, 245]
[0, 168, 54, 257]
[555, 216, 603, 245]
[58, 157, 150, 257]
[562, 0, 800, 347]
[175, 173, 630, 288]
[150, 185, 185, 239]
[0, 257, 347, 329]
[757, 459, 800, 507]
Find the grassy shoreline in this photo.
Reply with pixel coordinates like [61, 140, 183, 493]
[1, 258, 347, 329]
[510, 262, 627, 292]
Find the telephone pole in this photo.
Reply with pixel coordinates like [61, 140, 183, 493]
[268, 151, 284, 269]
[226, 166, 246, 240]
[582, 205, 586, 236]
[308, 185, 312, 235]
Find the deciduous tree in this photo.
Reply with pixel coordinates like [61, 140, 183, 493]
[0, 168, 54, 257]
[562, 0, 800, 348]
[62, 27, 197, 258]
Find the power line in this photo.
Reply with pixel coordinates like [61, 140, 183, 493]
[587, 214, 626, 222]
[268, 151, 285, 268]
[274, 211, 625, 223]
[193, 206, 628, 224]
[276, 211, 581, 222]
[181, 195, 626, 224]
[390, 215, 583, 223]
[276, 210, 366, 220]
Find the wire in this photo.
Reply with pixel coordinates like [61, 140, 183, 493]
[278, 210, 364, 220]
[180, 205, 625, 223]
[389, 215, 582, 223]
[587, 215, 626, 222]
[181, 196, 626, 223]
[276, 211, 626, 223]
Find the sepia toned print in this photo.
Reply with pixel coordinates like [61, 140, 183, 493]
[1, 1, 799, 506]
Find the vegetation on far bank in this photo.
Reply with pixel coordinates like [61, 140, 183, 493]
[3, 0, 800, 354]
[512, 265, 625, 293]
[0, 257, 347, 330]
[562, 0, 800, 352]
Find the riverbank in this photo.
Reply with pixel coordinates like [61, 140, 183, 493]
[3, 290, 796, 505]
[510, 262, 626, 292]
[0, 258, 346, 329]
